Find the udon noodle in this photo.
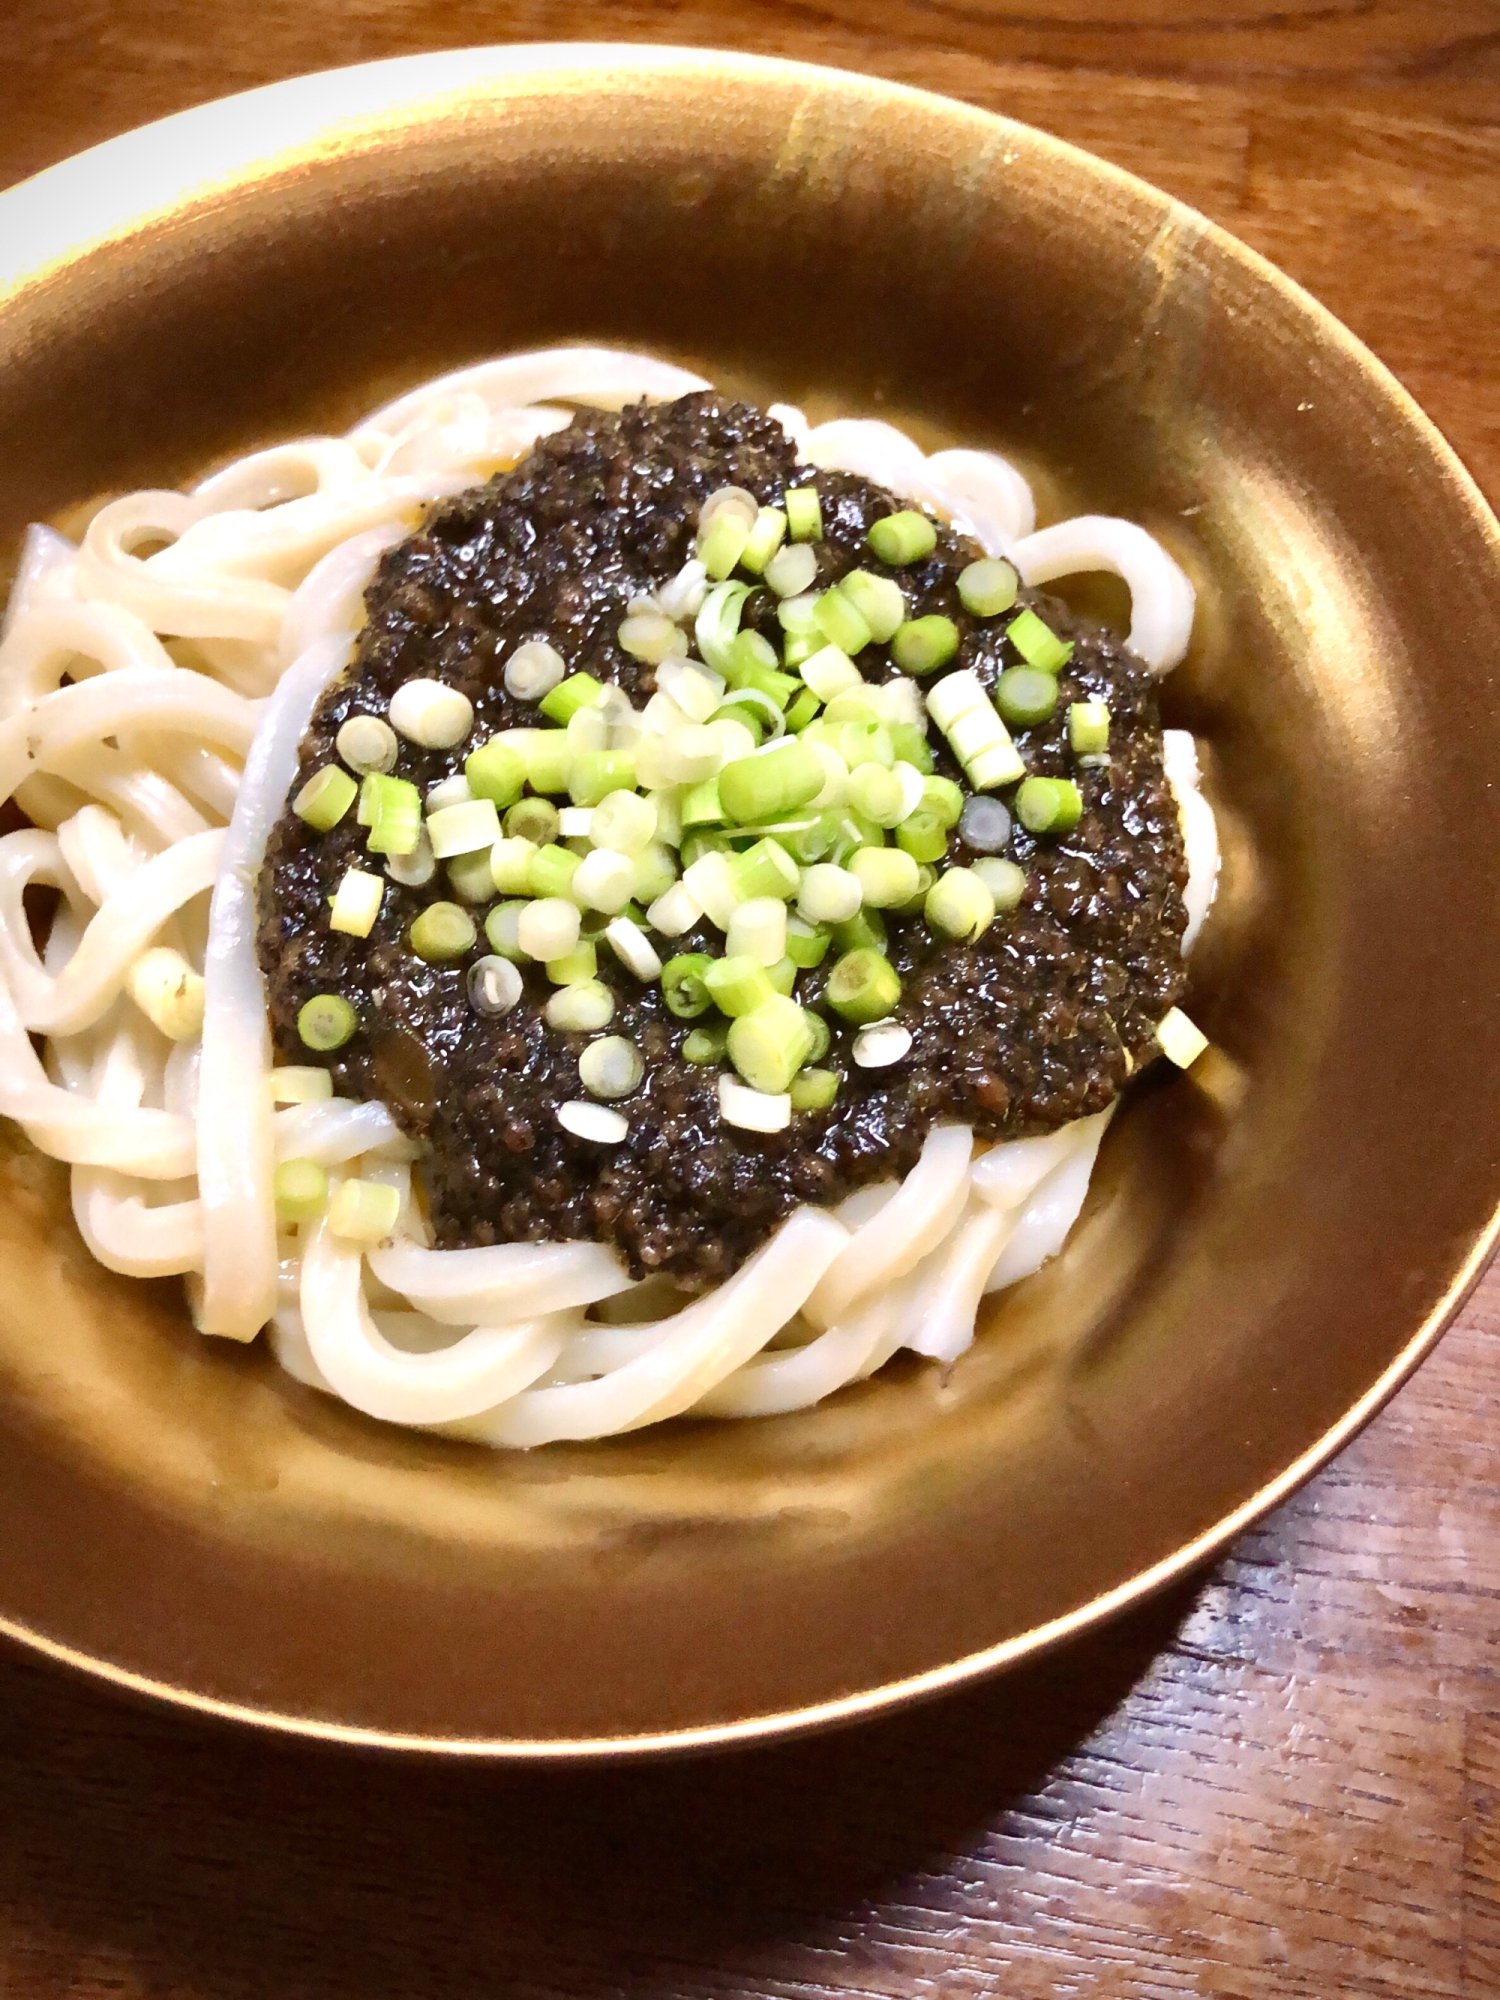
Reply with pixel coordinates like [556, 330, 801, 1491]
[0, 349, 1217, 1443]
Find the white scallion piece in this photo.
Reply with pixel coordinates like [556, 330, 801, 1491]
[503, 639, 566, 702]
[591, 789, 657, 854]
[604, 917, 663, 982]
[877, 678, 927, 729]
[557, 806, 596, 839]
[799, 644, 863, 703]
[425, 773, 473, 812]
[384, 826, 436, 887]
[566, 702, 609, 756]
[706, 716, 759, 767]
[764, 542, 818, 599]
[466, 955, 523, 1017]
[545, 981, 615, 1032]
[329, 867, 385, 938]
[518, 898, 582, 961]
[336, 714, 399, 775]
[797, 862, 863, 925]
[618, 611, 689, 665]
[268, 1065, 335, 1106]
[853, 1023, 914, 1069]
[558, 1101, 629, 1144]
[126, 946, 206, 1043]
[682, 851, 741, 930]
[727, 897, 787, 968]
[427, 797, 501, 858]
[388, 679, 474, 750]
[656, 659, 724, 724]
[326, 1176, 402, 1244]
[661, 724, 725, 785]
[648, 880, 703, 937]
[889, 761, 928, 821]
[656, 558, 710, 622]
[806, 740, 850, 810]
[572, 848, 635, 914]
[718, 1074, 792, 1133]
[1157, 1007, 1208, 1069]
[578, 1036, 645, 1101]
[925, 669, 1024, 790]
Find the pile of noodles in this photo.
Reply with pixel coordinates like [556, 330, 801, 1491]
[0, 349, 1217, 1445]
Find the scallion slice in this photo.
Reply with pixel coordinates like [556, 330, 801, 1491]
[409, 901, 477, 962]
[539, 672, 606, 726]
[1015, 776, 1083, 835]
[662, 953, 716, 1019]
[293, 765, 357, 832]
[789, 1068, 840, 1112]
[957, 558, 1018, 617]
[297, 994, 357, 1051]
[824, 946, 901, 1025]
[1005, 607, 1073, 674]
[866, 510, 937, 566]
[891, 616, 959, 678]
[703, 954, 777, 1018]
[994, 667, 1059, 729]
[727, 995, 815, 1095]
[784, 486, 823, 542]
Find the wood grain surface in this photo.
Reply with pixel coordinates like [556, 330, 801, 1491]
[1, 4, 1498, 1994]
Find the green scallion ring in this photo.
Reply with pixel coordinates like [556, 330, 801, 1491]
[1014, 776, 1083, 836]
[297, 994, 357, 1051]
[1005, 607, 1073, 675]
[504, 796, 560, 846]
[273, 1156, 329, 1223]
[824, 947, 902, 1025]
[784, 486, 823, 543]
[866, 510, 938, 566]
[292, 765, 358, 833]
[957, 558, 1018, 618]
[895, 807, 949, 864]
[409, 901, 478, 962]
[661, 953, 716, 1019]
[921, 776, 965, 828]
[682, 1024, 729, 1065]
[789, 1067, 840, 1112]
[891, 615, 959, 677]
[994, 667, 1059, 729]
[801, 1008, 832, 1064]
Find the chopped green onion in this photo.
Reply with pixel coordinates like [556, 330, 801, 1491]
[924, 867, 996, 941]
[329, 867, 384, 937]
[569, 749, 636, 808]
[293, 765, 357, 832]
[483, 901, 529, 960]
[544, 980, 615, 1032]
[957, 558, 1018, 617]
[427, 797, 501, 859]
[781, 632, 821, 671]
[922, 775, 965, 828]
[540, 672, 606, 725]
[629, 842, 677, 906]
[361, 774, 422, 857]
[572, 849, 635, 916]
[489, 836, 537, 896]
[784, 915, 831, 968]
[297, 994, 357, 1051]
[546, 941, 598, 986]
[326, 1176, 402, 1244]
[1156, 1006, 1208, 1069]
[604, 915, 663, 982]
[1069, 700, 1111, 756]
[503, 639, 566, 702]
[695, 580, 757, 678]
[891, 616, 959, 677]
[703, 954, 776, 1018]
[847, 763, 906, 828]
[798, 644, 862, 704]
[784, 486, 823, 542]
[781, 810, 843, 865]
[268, 1066, 334, 1106]
[740, 506, 788, 575]
[830, 907, 887, 955]
[529, 843, 583, 901]
[465, 739, 527, 807]
[765, 543, 818, 598]
[850, 846, 921, 908]
[588, 788, 656, 855]
[726, 628, 781, 684]
[834, 719, 895, 770]
[824, 947, 902, 1025]
[801, 1008, 831, 1063]
[866, 510, 938, 566]
[994, 667, 1059, 729]
[579, 1035, 645, 1100]
[682, 850, 741, 928]
[682, 1024, 729, 1064]
[505, 797, 559, 846]
[797, 862, 863, 926]
[699, 511, 752, 580]
[719, 740, 823, 824]
[727, 995, 815, 1094]
[467, 955, 523, 1016]
[790, 1068, 840, 1112]
[518, 898, 582, 961]
[895, 807, 949, 864]
[814, 587, 872, 657]
[524, 732, 573, 796]
[781, 687, 817, 734]
[336, 715, 398, 776]
[727, 896, 788, 968]
[618, 610, 688, 664]
[388, 679, 473, 750]
[730, 837, 799, 902]
[1006, 607, 1073, 674]
[662, 953, 716, 1018]
[680, 777, 724, 829]
[838, 571, 906, 644]
[766, 956, 798, 995]
[409, 901, 477, 962]
[972, 857, 1029, 910]
[926, 669, 1025, 790]
[648, 880, 703, 937]
[888, 722, 934, 773]
[439, 842, 495, 902]
[1015, 776, 1083, 835]
[273, 1157, 328, 1224]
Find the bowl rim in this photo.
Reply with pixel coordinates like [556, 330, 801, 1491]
[1, 41, 1497, 1760]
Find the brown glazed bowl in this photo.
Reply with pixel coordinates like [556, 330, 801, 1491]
[0, 45, 1496, 1756]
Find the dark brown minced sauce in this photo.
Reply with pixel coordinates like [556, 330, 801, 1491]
[258, 393, 1188, 1285]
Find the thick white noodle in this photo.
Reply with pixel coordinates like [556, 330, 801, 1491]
[196, 635, 348, 1340]
[1009, 516, 1196, 674]
[0, 345, 1217, 1440]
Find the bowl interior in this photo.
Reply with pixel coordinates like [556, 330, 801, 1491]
[0, 49, 1496, 1750]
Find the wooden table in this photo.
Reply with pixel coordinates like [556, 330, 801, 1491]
[2, 5, 1497, 1993]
